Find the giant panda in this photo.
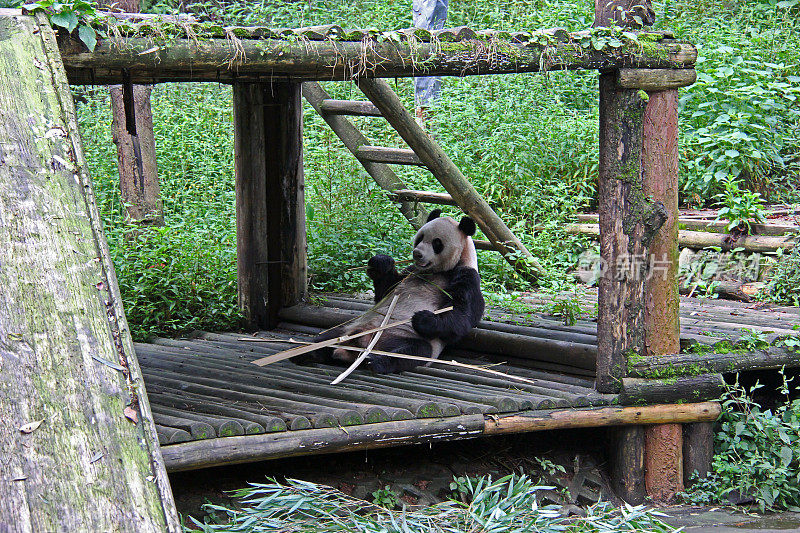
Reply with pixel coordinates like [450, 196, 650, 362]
[298, 209, 485, 373]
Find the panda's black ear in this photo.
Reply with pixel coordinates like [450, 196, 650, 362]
[426, 209, 442, 223]
[458, 216, 477, 236]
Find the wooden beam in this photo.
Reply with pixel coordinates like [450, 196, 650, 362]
[574, 214, 799, 236]
[642, 89, 680, 357]
[628, 346, 800, 377]
[618, 68, 696, 90]
[389, 189, 458, 206]
[619, 375, 725, 405]
[0, 13, 179, 530]
[483, 402, 721, 434]
[356, 145, 425, 166]
[234, 82, 306, 329]
[595, 72, 649, 392]
[567, 223, 798, 252]
[160, 402, 720, 471]
[58, 33, 697, 85]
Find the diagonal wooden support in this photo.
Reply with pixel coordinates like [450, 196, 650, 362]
[356, 77, 545, 280]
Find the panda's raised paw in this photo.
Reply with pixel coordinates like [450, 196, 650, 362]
[412, 310, 439, 338]
[367, 254, 395, 277]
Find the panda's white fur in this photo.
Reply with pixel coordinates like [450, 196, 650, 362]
[299, 210, 485, 374]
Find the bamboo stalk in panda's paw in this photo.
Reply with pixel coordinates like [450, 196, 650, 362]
[250, 305, 453, 366]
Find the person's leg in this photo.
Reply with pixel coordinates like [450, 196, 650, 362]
[413, 0, 449, 123]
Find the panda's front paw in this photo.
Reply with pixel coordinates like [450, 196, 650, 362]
[367, 254, 395, 279]
[412, 310, 439, 338]
[368, 354, 397, 374]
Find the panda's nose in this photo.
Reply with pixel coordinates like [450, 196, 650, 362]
[413, 249, 423, 261]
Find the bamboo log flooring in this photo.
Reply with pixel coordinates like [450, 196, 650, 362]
[137, 294, 795, 469]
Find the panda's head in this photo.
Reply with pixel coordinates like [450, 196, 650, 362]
[411, 210, 478, 273]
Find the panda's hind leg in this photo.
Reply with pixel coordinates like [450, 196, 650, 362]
[368, 337, 431, 374]
[292, 325, 348, 366]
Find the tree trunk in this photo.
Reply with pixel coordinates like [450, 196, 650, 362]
[108, 0, 163, 226]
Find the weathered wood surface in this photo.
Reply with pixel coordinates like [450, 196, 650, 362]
[610, 426, 646, 504]
[642, 88, 680, 358]
[234, 82, 306, 328]
[390, 189, 459, 206]
[644, 423, 683, 501]
[617, 68, 696, 90]
[619, 374, 725, 404]
[683, 422, 714, 487]
[357, 77, 545, 278]
[303, 82, 428, 230]
[320, 99, 382, 117]
[596, 72, 650, 392]
[162, 415, 488, 471]
[576, 213, 800, 236]
[108, 0, 163, 226]
[159, 401, 719, 471]
[483, 402, 720, 434]
[628, 347, 800, 377]
[567, 223, 798, 252]
[111, 83, 164, 225]
[58, 31, 696, 84]
[356, 145, 425, 166]
[0, 13, 178, 531]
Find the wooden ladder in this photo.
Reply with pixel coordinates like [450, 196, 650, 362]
[303, 80, 544, 278]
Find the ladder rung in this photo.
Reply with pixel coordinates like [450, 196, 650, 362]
[389, 189, 457, 206]
[319, 99, 382, 117]
[473, 239, 495, 251]
[356, 146, 424, 166]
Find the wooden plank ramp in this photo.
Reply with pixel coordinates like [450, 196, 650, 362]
[0, 12, 179, 531]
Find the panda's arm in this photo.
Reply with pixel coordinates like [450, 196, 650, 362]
[367, 254, 407, 303]
[411, 266, 484, 344]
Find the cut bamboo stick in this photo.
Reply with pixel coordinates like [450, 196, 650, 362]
[250, 306, 453, 366]
[331, 295, 398, 385]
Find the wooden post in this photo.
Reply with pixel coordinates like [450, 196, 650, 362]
[234, 82, 306, 329]
[0, 13, 179, 530]
[641, 86, 683, 502]
[683, 422, 715, 487]
[596, 71, 650, 393]
[610, 426, 646, 504]
[644, 423, 684, 500]
[108, 0, 163, 226]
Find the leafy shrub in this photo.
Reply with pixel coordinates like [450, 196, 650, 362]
[682, 374, 800, 512]
[109, 223, 243, 340]
[714, 176, 766, 233]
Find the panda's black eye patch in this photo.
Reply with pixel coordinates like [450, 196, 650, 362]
[414, 234, 424, 247]
[432, 238, 443, 254]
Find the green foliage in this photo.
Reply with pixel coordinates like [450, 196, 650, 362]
[672, 0, 800, 203]
[547, 296, 584, 326]
[714, 177, 766, 233]
[681, 372, 800, 512]
[23, 0, 101, 51]
[370, 485, 399, 509]
[189, 476, 678, 532]
[765, 246, 800, 306]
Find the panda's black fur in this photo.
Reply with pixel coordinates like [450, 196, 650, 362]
[296, 209, 484, 373]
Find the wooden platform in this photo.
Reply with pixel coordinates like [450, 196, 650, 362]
[129, 294, 796, 471]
